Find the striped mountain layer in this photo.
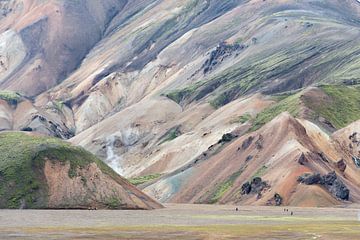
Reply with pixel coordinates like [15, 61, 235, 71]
[0, 0, 359, 206]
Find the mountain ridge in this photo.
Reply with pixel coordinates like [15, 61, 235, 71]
[0, 0, 359, 207]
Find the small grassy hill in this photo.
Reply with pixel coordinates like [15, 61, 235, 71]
[0, 132, 161, 209]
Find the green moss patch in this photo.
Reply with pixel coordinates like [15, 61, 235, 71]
[230, 114, 252, 124]
[250, 93, 301, 131]
[0, 90, 22, 105]
[251, 166, 268, 180]
[305, 85, 360, 129]
[128, 174, 162, 186]
[208, 169, 244, 204]
[158, 126, 182, 145]
[0, 132, 120, 209]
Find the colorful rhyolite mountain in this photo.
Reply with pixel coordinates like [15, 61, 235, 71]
[0, 0, 359, 207]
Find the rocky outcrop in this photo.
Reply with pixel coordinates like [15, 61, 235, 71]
[336, 159, 347, 172]
[298, 173, 322, 185]
[241, 182, 251, 195]
[218, 133, 238, 144]
[241, 177, 269, 196]
[241, 136, 254, 150]
[353, 156, 360, 168]
[202, 42, 245, 74]
[298, 153, 308, 165]
[267, 193, 283, 206]
[298, 172, 349, 201]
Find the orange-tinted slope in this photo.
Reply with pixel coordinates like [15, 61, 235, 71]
[144, 113, 360, 207]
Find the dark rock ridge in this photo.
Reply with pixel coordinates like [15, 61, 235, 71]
[241, 136, 254, 150]
[267, 193, 283, 206]
[241, 177, 269, 196]
[202, 42, 245, 74]
[298, 172, 349, 200]
[353, 156, 360, 168]
[298, 153, 308, 165]
[218, 133, 238, 144]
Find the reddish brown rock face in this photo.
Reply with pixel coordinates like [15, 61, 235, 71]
[44, 160, 162, 209]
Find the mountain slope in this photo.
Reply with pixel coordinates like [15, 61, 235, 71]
[0, 132, 162, 209]
[143, 113, 360, 207]
[33, 0, 360, 134]
[0, 0, 359, 207]
[0, 0, 128, 96]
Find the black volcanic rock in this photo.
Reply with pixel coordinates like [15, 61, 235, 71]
[298, 173, 322, 185]
[202, 42, 245, 74]
[241, 136, 254, 150]
[298, 171, 349, 201]
[322, 171, 337, 185]
[241, 182, 251, 195]
[218, 133, 237, 144]
[267, 193, 283, 206]
[241, 177, 268, 196]
[298, 153, 308, 165]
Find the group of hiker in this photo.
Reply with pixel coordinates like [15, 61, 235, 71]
[234, 207, 294, 216]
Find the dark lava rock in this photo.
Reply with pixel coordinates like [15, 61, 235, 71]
[352, 156, 360, 168]
[322, 172, 349, 200]
[255, 135, 264, 150]
[218, 133, 237, 144]
[298, 173, 322, 185]
[267, 193, 283, 206]
[250, 177, 268, 194]
[241, 178, 268, 195]
[245, 155, 253, 162]
[329, 179, 349, 201]
[21, 127, 33, 132]
[336, 159, 347, 172]
[322, 171, 337, 185]
[317, 152, 329, 163]
[298, 171, 350, 201]
[202, 42, 245, 74]
[242, 136, 254, 150]
[349, 132, 358, 143]
[298, 153, 308, 165]
[274, 193, 283, 206]
[241, 182, 251, 195]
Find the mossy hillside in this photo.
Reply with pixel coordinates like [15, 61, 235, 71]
[305, 85, 360, 129]
[0, 90, 22, 105]
[229, 114, 252, 124]
[166, 82, 204, 104]
[250, 92, 302, 131]
[0, 132, 121, 209]
[166, 42, 315, 108]
[208, 168, 244, 204]
[166, 33, 360, 109]
[249, 85, 360, 132]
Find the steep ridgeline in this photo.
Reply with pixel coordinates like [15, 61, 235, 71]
[143, 113, 360, 207]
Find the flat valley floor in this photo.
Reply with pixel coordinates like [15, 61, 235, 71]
[0, 204, 360, 239]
